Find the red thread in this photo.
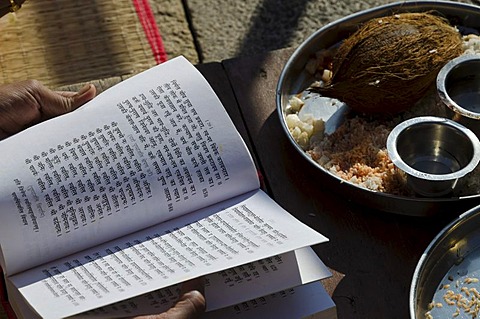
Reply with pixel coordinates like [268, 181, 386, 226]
[132, 0, 168, 64]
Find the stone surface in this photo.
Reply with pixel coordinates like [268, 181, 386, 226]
[150, 0, 199, 63]
[184, 0, 479, 62]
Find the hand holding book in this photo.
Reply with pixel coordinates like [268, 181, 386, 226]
[0, 80, 96, 140]
[0, 71, 207, 319]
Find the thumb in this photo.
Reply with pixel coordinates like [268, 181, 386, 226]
[131, 290, 206, 319]
[66, 83, 97, 110]
[40, 83, 97, 119]
[164, 290, 206, 319]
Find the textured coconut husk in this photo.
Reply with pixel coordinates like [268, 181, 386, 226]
[311, 12, 464, 115]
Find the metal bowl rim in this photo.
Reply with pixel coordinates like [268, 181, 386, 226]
[386, 116, 480, 181]
[437, 54, 480, 120]
[409, 204, 480, 318]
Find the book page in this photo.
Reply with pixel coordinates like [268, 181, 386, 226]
[64, 247, 331, 318]
[0, 56, 259, 275]
[204, 246, 331, 311]
[8, 189, 328, 319]
[202, 281, 337, 319]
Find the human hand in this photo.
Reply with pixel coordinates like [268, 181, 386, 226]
[0, 80, 96, 140]
[132, 279, 206, 319]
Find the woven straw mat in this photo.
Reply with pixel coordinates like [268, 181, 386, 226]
[0, 0, 157, 88]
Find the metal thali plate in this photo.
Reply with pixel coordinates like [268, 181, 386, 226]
[276, 0, 480, 216]
[410, 204, 480, 318]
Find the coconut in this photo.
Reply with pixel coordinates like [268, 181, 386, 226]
[310, 12, 464, 115]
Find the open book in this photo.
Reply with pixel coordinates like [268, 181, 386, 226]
[0, 56, 335, 318]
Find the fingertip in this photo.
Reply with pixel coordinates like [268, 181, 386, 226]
[72, 84, 96, 110]
[180, 278, 205, 295]
[179, 290, 207, 315]
[78, 83, 97, 100]
[181, 289, 205, 302]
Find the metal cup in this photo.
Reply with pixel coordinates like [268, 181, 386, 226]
[386, 116, 480, 197]
[437, 54, 480, 138]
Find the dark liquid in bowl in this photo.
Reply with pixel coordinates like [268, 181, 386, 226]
[449, 79, 480, 113]
[413, 160, 455, 175]
[409, 153, 461, 175]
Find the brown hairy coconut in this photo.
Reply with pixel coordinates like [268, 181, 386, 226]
[310, 12, 464, 115]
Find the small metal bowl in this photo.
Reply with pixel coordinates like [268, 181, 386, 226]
[437, 54, 480, 138]
[386, 116, 480, 197]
